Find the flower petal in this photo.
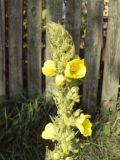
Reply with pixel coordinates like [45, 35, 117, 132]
[41, 131, 55, 140]
[41, 123, 56, 140]
[75, 113, 92, 137]
[65, 58, 86, 79]
[42, 60, 56, 76]
[83, 128, 92, 137]
[78, 124, 84, 134]
[83, 119, 92, 128]
[85, 114, 91, 119]
[45, 123, 56, 135]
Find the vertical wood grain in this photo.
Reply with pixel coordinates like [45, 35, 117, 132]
[102, 0, 120, 105]
[8, 0, 23, 97]
[0, 0, 5, 98]
[46, 0, 62, 23]
[65, 0, 82, 54]
[45, 0, 62, 95]
[82, 0, 103, 114]
[27, 0, 42, 96]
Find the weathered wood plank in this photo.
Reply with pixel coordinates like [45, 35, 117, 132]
[27, 0, 42, 96]
[45, 0, 62, 95]
[8, 0, 23, 98]
[65, 0, 82, 54]
[102, 0, 120, 105]
[0, 0, 5, 98]
[82, 0, 103, 114]
[46, 0, 63, 23]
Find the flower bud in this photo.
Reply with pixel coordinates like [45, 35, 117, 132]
[71, 86, 79, 93]
[74, 109, 81, 117]
[61, 142, 68, 154]
[53, 153, 60, 159]
[55, 75, 66, 86]
[42, 60, 56, 76]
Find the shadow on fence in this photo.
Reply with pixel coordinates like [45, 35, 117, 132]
[0, 0, 119, 115]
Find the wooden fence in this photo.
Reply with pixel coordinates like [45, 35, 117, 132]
[0, 0, 120, 114]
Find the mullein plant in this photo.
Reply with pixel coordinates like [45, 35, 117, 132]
[41, 22, 92, 160]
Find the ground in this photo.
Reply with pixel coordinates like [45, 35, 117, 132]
[0, 97, 120, 160]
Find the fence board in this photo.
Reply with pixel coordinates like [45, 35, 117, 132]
[8, 0, 23, 98]
[0, 0, 5, 98]
[102, 0, 120, 105]
[45, 0, 62, 95]
[65, 0, 82, 54]
[82, 0, 103, 114]
[46, 0, 62, 23]
[27, 0, 42, 96]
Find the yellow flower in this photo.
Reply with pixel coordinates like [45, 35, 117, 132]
[75, 113, 92, 137]
[65, 58, 86, 79]
[55, 75, 66, 86]
[42, 60, 56, 76]
[41, 123, 56, 140]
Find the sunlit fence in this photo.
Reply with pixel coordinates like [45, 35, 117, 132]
[0, 0, 119, 114]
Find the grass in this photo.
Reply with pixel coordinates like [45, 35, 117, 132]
[0, 97, 120, 160]
[79, 100, 120, 160]
[0, 97, 56, 160]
